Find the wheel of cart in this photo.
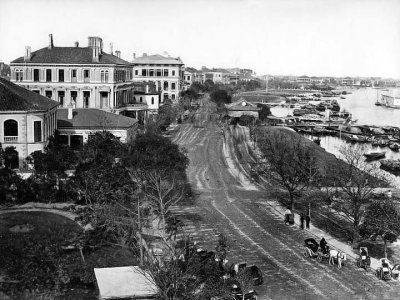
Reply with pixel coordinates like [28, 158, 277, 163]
[376, 258, 392, 280]
[392, 264, 400, 281]
[303, 238, 319, 258]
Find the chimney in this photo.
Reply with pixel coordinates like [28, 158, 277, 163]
[109, 43, 113, 55]
[48, 34, 54, 49]
[68, 107, 73, 120]
[74, 41, 79, 47]
[115, 50, 121, 58]
[24, 46, 31, 62]
[146, 85, 149, 93]
[133, 52, 136, 60]
[143, 53, 147, 57]
[92, 47, 100, 62]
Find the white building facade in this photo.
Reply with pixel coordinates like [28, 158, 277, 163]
[132, 54, 184, 102]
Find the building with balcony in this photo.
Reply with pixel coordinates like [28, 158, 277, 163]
[341, 77, 354, 86]
[132, 54, 184, 102]
[0, 77, 58, 168]
[296, 76, 311, 84]
[9, 35, 141, 116]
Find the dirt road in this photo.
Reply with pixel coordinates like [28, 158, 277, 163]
[170, 99, 399, 299]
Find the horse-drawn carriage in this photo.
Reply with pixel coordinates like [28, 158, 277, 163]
[303, 238, 346, 267]
[356, 247, 371, 271]
[303, 238, 329, 262]
[376, 258, 393, 280]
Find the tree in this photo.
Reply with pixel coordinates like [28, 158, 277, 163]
[257, 104, 271, 122]
[255, 129, 320, 210]
[210, 89, 232, 106]
[326, 144, 388, 247]
[360, 199, 400, 258]
[125, 132, 188, 176]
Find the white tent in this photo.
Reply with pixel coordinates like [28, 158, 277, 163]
[94, 266, 158, 299]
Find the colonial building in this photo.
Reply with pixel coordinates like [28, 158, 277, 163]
[341, 77, 355, 86]
[0, 77, 58, 168]
[132, 54, 184, 102]
[9, 35, 149, 117]
[57, 108, 138, 147]
[225, 98, 260, 119]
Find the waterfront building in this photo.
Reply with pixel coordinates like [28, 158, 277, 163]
[341, 77, 354, 86]
[132, 53, 184, 102]
[296, 76, 311, 84]
[9, 35, 140, 115]
[57, 108, 138, 147]
[0, 77, 58, 168]
[225, 98, 260, 119]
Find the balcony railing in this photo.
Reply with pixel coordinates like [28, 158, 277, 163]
[4, 136, 18, 143]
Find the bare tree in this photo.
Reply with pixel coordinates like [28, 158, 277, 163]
[326, 144, 388, 247]
[255, 129, 320, 210]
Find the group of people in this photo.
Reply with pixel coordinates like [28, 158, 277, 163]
[284, 208, 311, 229]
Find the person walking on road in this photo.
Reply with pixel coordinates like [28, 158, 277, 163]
[305, 213, 311, 229]
[300, 213, 305, 229]
[284, 207, 291, 225]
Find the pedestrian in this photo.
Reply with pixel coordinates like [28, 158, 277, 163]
[387, 190, 392, 199]
[284, 207, 291, 224]
[305, 213, 311, 229]
[300, 213, 305, 229]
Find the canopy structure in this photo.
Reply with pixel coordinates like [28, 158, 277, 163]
[94, 266, 158, 299]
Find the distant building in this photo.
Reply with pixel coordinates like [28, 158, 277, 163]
[341, 77, 354, 86]
[132, 54, 184, 102]
[296, 76, 311, 84]
[225, 98, 260, 119]
[0, 77, 58, 168]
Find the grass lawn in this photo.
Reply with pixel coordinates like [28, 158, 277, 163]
[0, 211, 137, 299]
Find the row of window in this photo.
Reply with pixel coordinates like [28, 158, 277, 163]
[135, 69, 177, 77]
[14, 68, 111, 83]
[3, 119, 42, 143]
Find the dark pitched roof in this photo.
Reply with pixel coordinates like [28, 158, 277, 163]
[11, 47, 130, 65]
[57, 109, 138, 129]
[0, 77, 59, 111]
[133, 54, 183, 65]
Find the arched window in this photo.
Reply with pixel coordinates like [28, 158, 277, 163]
[15, 69, 23, 81]
[4, 119, 18, 137]
[151, 97, 154, 105]
[140, 97, 143, 103]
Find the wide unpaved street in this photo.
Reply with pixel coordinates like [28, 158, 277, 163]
[170, 99, 400, 300]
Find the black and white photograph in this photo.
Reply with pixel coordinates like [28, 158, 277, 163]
[1, 0, 400, 299]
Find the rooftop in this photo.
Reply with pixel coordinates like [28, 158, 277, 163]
[11, 47, 130, 65]
[57, 108, 138, 129]
[226, 98, 261, 111]
[0, 77, 59, 111]
[133, 54, 183, 65]
[94, 266, 157, 299]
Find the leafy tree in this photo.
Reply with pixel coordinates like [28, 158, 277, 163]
[255, 129, 320, 210]
[28, 135, 77, 176]
[360, 199, 400, 258]
[210, 89, 232, 106]
[326, 144, 388, 247]
[125, 132, 188, 176]
[204, 79, 216, 92]
[257, 104, 271, 121]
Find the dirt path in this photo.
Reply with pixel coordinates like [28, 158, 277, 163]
[170, 98, 400, 299]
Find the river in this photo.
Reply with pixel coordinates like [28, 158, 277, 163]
[270, 88, 400, 187]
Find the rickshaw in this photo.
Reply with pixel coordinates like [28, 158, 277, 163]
[356, 247, 371, 271]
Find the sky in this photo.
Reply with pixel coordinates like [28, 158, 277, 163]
[0, 0, 399, 78]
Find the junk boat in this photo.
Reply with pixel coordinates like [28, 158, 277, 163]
[364, 152, 386, 160]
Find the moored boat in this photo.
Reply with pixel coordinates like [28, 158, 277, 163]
[364, 152, 386, 160]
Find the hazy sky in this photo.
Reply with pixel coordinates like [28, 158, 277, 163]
[0, 0, 399, 78]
